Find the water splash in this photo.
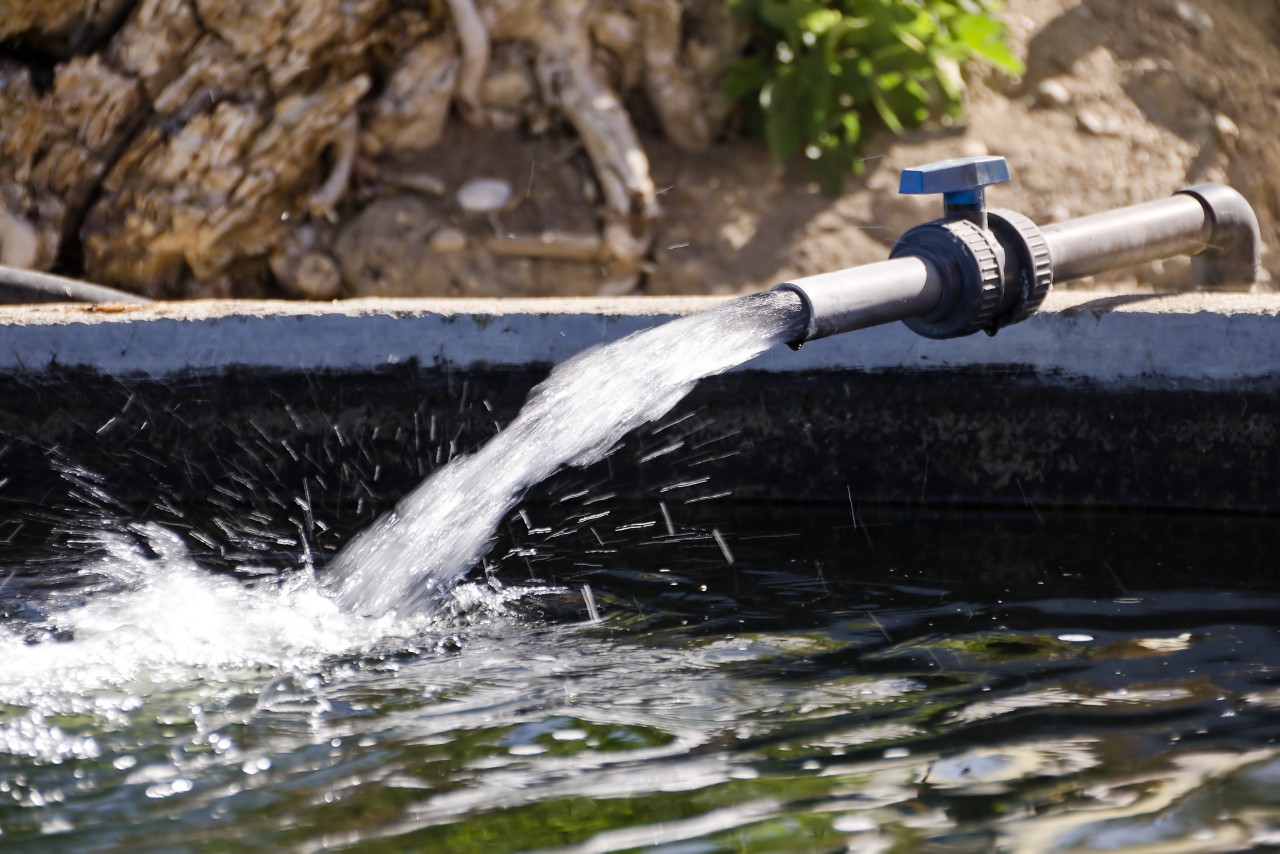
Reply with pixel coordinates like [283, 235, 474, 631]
[0, 522, 526, 714]
[324, 290, 805, 616]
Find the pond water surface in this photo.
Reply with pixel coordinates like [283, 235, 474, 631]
[3, 497, 1279, 853]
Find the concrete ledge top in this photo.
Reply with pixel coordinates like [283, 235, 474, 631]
[2, 290, 1278, 385]
[4, 290, 1280, 324]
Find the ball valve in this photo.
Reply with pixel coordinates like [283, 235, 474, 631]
[774, 155, 1261, 345]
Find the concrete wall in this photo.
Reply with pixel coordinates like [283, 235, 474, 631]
[2, 291, 1278, 387]
[2, 292, 1278, 513]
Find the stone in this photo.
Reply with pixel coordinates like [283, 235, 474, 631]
[1172, 1, 1213, 34]
[590, 10, 638, 60]
[480, 65, 537, 111]
[1214, 113, 1240, 144]
[333, 195, 451, 297]
[486, 109, 522, 133]
[1182, 70, 1223, 102]
[429, 227, 468, 253]
[457, 178, 513, 213]
[1076, 108, 1125, 137]
[0, 204, 40, 268]
[1036, 79, 1071, 108]
[270, 248, 342, 299]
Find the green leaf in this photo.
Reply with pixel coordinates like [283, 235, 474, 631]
[868, 85, 904, 134]
[952, 12, 1025, 74]
[723, 0, 1022, 193]
[723, 58, 770, 101]
[903, 75, 931, 105]
[762, 75, 805, 160]
[869, 41, 928, 74]
[840, 111, 861, 144]
[798, 7, 843, 34]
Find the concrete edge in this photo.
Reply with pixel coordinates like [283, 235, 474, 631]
[1, 290, 1278, 383]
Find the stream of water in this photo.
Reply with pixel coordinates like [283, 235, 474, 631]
[324, 290, 806, 616]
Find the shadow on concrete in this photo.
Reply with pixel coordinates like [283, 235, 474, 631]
[1056, 291, 1179, 317]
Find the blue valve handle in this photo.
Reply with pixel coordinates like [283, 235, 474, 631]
[899, 155, 1010, 210]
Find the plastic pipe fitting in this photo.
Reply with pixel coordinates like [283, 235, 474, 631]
[0, 264, 152, 305]
[775, 156, 1261, 345]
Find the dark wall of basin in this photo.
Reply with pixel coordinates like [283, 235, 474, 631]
[714, 370, 1278, 512]
[2, 364, 1276, 559]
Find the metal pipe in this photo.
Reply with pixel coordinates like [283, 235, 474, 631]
[0, 264, 152, 305]
[1040, 184, 1260, 288]
[773, 256, 945, 342]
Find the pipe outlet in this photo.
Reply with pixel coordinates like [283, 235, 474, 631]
[773, 257, 944, 342]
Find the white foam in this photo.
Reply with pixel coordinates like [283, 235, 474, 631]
[0, 523, 523, 709]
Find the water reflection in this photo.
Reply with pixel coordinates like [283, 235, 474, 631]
[2, 503, 1279, 852]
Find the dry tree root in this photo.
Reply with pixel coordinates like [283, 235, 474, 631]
[629, 0, 711, 151]
[364, 37, 461, 156]
[2, 0, 734, 297]
[631, 0, 748, 152]
[355, 160, 448, 196]
[0, 203, 41, 268]
[431, 0, 664, 292]
[526, 0, 658, 289]
[309, 113, 360, 223]
[535, 46, 656, 270]
[486, 230, 603, 262]
[445, 0, 492, 126]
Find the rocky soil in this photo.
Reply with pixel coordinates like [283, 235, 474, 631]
[0, 0, 1276, 299]
[686, 0, 1280, 296]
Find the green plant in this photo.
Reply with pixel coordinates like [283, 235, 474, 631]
[724, 0, 1024, 192]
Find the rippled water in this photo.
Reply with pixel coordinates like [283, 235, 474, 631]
[3, 497, 1279, 852]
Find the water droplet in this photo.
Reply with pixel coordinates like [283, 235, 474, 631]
[509, 744, 546, 756]
[833, 814, 876, 833]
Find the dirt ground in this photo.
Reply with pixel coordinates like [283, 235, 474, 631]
[333, 0, 1280, 298]
[643, 0, 1280, 296]
[2, 0, 1276, 299]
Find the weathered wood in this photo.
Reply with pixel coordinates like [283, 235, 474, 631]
[365, 38, 459, 156]
[445, 0, 492, 125]
[0, 0, 739, 298]
[631, 0, 746, 152]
